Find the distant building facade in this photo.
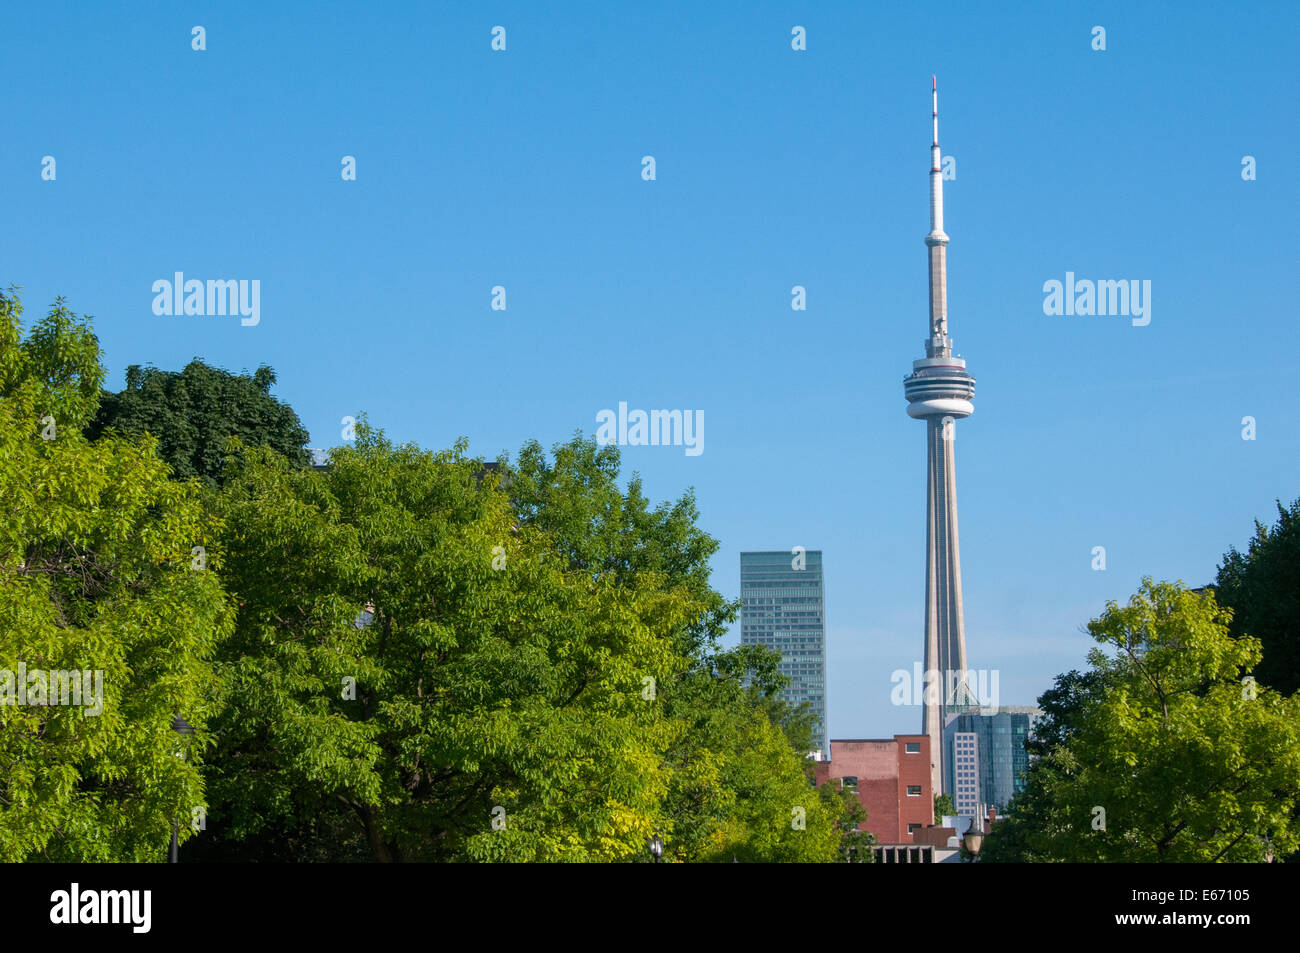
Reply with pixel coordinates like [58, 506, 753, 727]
[740, 550, 828, 755]
[943, 706, 1041, 811]
[951, 730, 981, 815]
[813, 735, 932, 844]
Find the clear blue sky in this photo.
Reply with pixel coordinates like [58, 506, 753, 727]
[5, 1, 1297, 739]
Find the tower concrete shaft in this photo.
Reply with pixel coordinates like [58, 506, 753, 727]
[922, 416, 969, 795]
[903, 77, 977, 797]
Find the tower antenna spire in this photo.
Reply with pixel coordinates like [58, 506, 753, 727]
[932, 75, 938, 146]
[926, 76, 949, 348]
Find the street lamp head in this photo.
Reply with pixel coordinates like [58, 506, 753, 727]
[171, 714, 195, 736]
[960, 809, 986, 857]
[1261, 835, 1275, 863]
[648, 834, 664, 860]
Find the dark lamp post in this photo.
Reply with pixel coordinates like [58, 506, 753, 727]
[170, 714, 195, 863]
[648, 833, 664, 863]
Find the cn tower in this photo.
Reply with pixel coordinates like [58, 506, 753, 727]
[903, 78, 977, 797]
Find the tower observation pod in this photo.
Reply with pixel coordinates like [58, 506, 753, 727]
[903, 78, 976, 799]
[904, 76, 975, 419]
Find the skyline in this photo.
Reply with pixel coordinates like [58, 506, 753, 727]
[4, 1, 1298, 742]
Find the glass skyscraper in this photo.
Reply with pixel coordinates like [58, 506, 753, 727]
[739, 550, 828, 756]
[943, 707, 1041, 811]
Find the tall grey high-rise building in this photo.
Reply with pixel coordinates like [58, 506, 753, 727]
[739, 550, 828, 756]
[903, 79, 978, 796]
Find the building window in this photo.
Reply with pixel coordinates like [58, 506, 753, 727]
[908, 823, 922, 835]
[842, 776, 858, 792]
[906, 785, 922, 796]
[905, 742, 921, 754]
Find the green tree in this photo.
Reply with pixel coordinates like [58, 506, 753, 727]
[1214, 500, 1300, 863]
[819, 777, 874, 861]
[934, 793, 956, 823]
[198, 424, 706, 861]
[0, 289, 232, 861]
[195, 429, 845, 861]
[982, 579, 1300, 862]
[88, 359, 310, 486]
[507, 435, 842, 861]
[1023, 668, 1113, 758]
[506, 434, 734, 660]
[1215, 498, 1300, 696]
[655, 642, 841, 862]
[979, 668, 1115, 862]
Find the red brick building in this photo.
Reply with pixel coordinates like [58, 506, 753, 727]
[813, 735, 933, 843]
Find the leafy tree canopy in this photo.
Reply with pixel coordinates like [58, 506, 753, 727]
[934, 793, 956, 823]
[88, 358, 310, 486]
[1215, 497, 1300, 696]
[0, 289, 232, 861]
[981, 579, 1300, 862]
[195, 426, 845, 861]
